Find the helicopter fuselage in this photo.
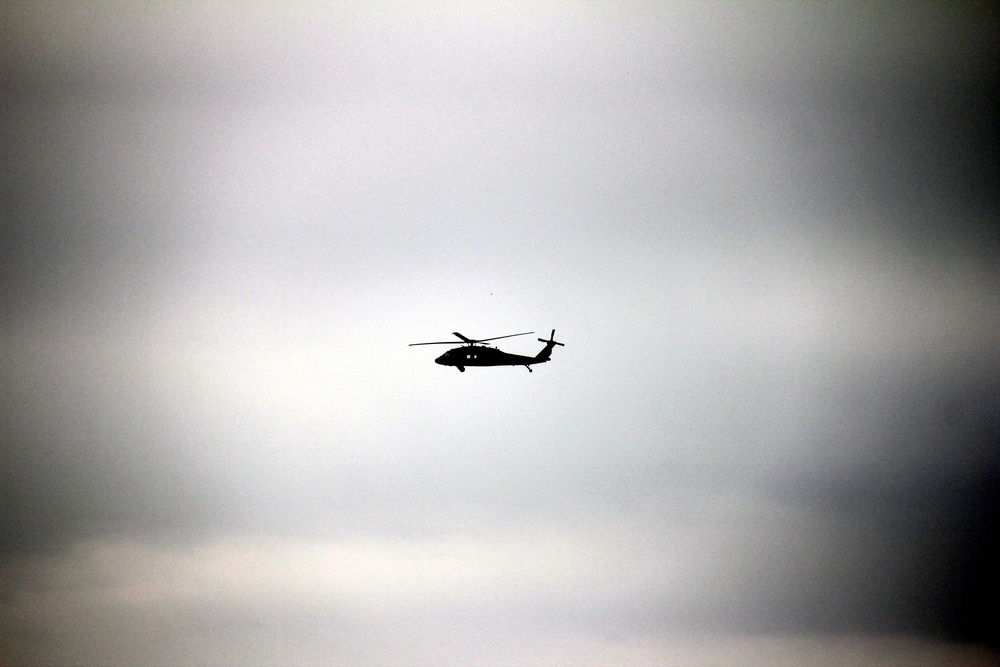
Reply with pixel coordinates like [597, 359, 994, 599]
[435, 345, 541, 372]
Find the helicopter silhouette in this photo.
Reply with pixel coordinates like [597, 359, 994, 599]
[409, 330, 563, 372]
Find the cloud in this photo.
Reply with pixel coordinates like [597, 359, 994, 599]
[2, 2, 999, 663]
[4, 520, 998, 665]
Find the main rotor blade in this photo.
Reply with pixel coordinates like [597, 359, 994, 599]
[410, 331, 534, 346]
[409, 340, 464, 346]
[410, 331, 476, 346]
[474, 331, 534, 343]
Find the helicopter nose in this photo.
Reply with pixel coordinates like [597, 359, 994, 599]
[434, 354, 446, 365]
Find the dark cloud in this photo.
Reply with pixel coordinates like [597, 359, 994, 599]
[804, 6, 1000, 252]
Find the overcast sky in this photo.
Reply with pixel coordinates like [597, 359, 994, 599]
[2, 3, 999, 665]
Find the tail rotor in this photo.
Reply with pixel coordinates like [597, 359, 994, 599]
[538, 330, 564, 347]
[533, 329, 564, 363]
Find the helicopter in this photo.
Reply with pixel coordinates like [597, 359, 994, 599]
[409, 330, 563, 372]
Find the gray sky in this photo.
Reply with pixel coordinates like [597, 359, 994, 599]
[2, 3, 999, 665]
